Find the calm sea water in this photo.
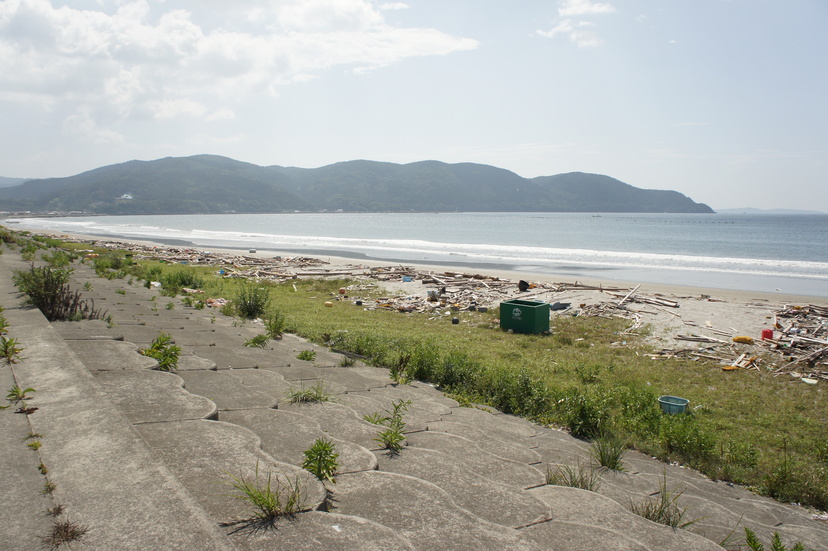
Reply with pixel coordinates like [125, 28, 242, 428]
[7, 213, 828, 297]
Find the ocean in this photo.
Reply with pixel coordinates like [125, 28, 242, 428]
[6, 212, 828, 298]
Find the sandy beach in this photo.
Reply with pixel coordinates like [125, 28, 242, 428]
[21, 228, 828, 375]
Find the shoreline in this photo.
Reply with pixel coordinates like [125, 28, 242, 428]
[36, 229, 826, 307]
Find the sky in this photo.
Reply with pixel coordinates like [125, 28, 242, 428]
[1, 0, 827, 211]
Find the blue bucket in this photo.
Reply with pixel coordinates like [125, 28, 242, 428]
[402, 276, 413, 282]
[658, 395, 689, 414]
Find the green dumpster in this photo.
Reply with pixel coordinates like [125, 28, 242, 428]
[500, 299, 550, 334]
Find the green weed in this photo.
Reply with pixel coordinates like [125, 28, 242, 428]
[139, 333, 181, 371]
[244, 334, 270, 348]
[288, 380, 331, 404]
[546, 460, 602, 491]
[629, 470, 697, 529]
[263, 308, 286, 338]
[40, 518, 89, 550]
[302, 438, 339, 484]
[6, 385, 35, 403]
[13, 265, 106, 321]
[227, 462, 305, 521]
[373, 399, 411, 454]
[1, 336, 23, 364]
[589, 432, 627, 471]
[234, 282, 270, 319]
[743, 527, 812, 551]
[296, 349, 317, 362]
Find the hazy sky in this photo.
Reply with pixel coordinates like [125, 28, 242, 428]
[1, 0, 826, 211]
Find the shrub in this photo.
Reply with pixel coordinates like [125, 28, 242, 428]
[558, 387, 610, 439]
[139, 333, 181, 371]
[302, 438, 339, 484]
[160, 268, 204, 295]
[234, 282, 270, 319]
[92, 252, 134, 277]
[41, 249, 72, 268]
[13, 265, 106, 322]
[659, 414, 716, 463]
[263, 309, 286, 338]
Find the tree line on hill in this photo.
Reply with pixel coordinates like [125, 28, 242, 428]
[0, 154, 714, 214]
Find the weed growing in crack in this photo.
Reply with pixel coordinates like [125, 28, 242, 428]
[227, 462, 305, 521]
[139, 332, 181, 371]
[629, 470, 697, 529]
[6, 385, 35, 405]
[743, 527, 812, 551]
[244, 334, 270, 349]
[288, 380, 331, 404]
[372, 399, 411, 454]
[263, 309, 286, 339]
[296, 349, 317, 362]
[589, 432, 626, 472]
[40, 518, 89, 550]
[302, 438, 339, 484]
[546, 460, 602, 491]
[0, 336, 23, 364]
[41, 480, 57, 495]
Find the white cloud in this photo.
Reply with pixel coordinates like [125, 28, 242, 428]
[538, 19, 603, 48]
[558, 0, 616, 17]
[538, 0, 616, 48]
[380, 2, 409, 10]
[62, 106, 125, 144]
[206, 108, 236, 122]
[0, 0, 477, 140]
[148, 98, 207, 120]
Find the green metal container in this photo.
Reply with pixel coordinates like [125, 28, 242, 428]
[499, 299, 550, 334]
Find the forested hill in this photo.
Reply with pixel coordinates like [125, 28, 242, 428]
[0, 155, 713, 214]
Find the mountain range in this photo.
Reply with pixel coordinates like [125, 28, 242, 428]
[0, 155, 713, 214]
